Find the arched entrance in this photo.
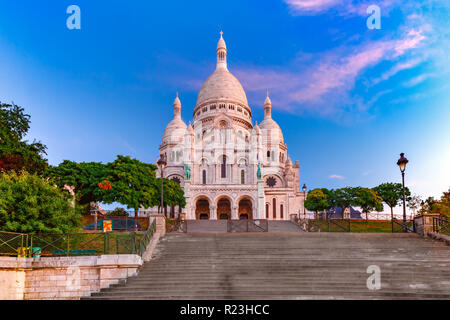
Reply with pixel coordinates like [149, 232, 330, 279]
[217, 198, 231, 220]
[238, 198, 253, 220]
[195, 198, 210, 220]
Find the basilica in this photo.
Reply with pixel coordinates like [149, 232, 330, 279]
[154, 32, 306, 221]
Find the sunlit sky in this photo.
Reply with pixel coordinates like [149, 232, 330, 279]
[0, 1, 449, 214]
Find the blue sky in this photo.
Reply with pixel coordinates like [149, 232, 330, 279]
[0, 1, 449, 212]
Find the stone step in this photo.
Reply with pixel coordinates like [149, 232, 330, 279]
[84, 232, 450, 300]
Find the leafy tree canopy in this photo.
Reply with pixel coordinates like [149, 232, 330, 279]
[155, 178, 186, 209]
[373, 183, 411, 208]
[304, 188, 332, 216]
[332, 187, 357, 218]
[0, 171, 81, 233]
[430, 188, 450, 219]
[102, 155, 159, 215]
[45, 160, 107, 206]
[354, 187, 383, 217]
[0, 103, 48, 174]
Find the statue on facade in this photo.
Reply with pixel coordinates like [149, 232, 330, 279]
[257, 163, 262, 181]
[184, 163, 191, 181]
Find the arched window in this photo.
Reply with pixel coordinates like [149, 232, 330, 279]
[267, 150, 270, 158]
[266, 203, 269, 219]
[221, 155, 226, 178]
[273, 198, 276, 219]
[241, 170, 245, 184]
[202, 170, 206, 184]
[280, 204, 284, 219]
[271, 151, 275, 161]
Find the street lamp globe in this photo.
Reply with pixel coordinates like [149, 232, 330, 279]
[397, 153, 408, 173]
[302, 184, 307, 192]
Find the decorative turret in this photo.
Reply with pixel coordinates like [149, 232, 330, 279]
[161, 93, 186, 145]
[173, 92, 181, 119]
[216, 31, 227, 71]
[264, 90, 272, 120]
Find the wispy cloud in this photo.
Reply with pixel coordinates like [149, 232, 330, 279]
[284, 0, 402, 17]
[370, 58, 423, 86]
[234, 26, 428, 116]
[329, 174, 345, 179]
[402, 72, 434, 87]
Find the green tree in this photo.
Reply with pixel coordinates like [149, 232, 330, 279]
[155, 178, 187, 213]
[0, 103, 48, 174]
[407, 194, 422, 217]
[431, 189, 450, 219]
[304, 188, 332, 219]
[45, 160, 107, 209]
[102, 155, 160, 217]
[373, 183, 411, 220]
[332, 187, 357, 219]
[354, 187, 383, 220]
[106, 207, 129, 217]
[0, 171, 81, 233]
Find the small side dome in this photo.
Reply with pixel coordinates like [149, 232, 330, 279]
[260, 92, 284, 143]
[162, 93, 187, 144]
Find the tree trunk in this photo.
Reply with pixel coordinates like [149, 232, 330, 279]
[342, 207, 345, 219]
[390, 207, 394, 221]
[366, 212, 369, 221]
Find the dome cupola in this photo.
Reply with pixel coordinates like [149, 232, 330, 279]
[162, 93, 187, 144]
[259, 91, 284, 144]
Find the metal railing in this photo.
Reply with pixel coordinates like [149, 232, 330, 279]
[227, 219, 268, 232]
[0, 219, 157, 258]
[392, 218, 414, 233]
[433, 217, 450, 236]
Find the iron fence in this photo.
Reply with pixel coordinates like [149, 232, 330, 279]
[433, 217, 450, 236]
[0, 231, 30, 257]
[227, 219, 268, 232]
[0, 219, 156, 258]
[392, 218, 414, 233]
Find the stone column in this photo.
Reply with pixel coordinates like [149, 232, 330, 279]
[210, 205, 217, 220]
[232, 205, 238, 220]
[183, 181, 193, 220]
[257, 179, 266, 219]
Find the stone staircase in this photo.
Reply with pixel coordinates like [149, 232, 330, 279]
[85, 232, 450, 300]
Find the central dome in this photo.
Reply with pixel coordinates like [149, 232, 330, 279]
[196, 68, 248, 107]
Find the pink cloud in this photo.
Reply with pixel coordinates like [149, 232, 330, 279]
[284, 0, 402, 17]
[233, 27, 427, 116]
[371, 58, 423, 85]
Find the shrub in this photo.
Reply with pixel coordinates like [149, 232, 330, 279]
[0, 171, 82, 233]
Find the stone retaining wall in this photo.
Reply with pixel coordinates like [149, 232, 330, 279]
[0, 254, 142, 300]
[0, 215, 166, 300]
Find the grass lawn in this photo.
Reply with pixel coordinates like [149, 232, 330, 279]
[307, 220, 406, 233]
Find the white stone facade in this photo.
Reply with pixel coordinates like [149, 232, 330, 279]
[154, 33, 306, 221]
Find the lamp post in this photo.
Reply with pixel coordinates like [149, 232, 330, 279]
[397, 153, 409, 232]
[157, 154, 167, 216]
[302, 184, 307, 219]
